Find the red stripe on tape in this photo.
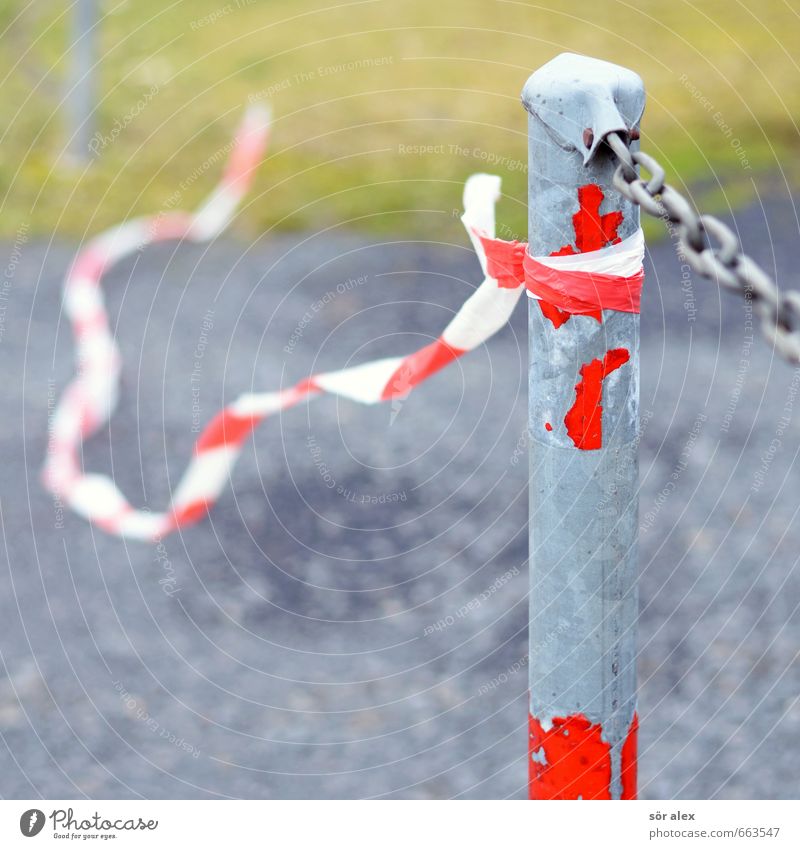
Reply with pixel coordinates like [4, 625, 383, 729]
[477, 234, 525, 289]
[523, 252, 643, 314]
[480, 233, 643, 314]
[195, 410, 264, 453]
[380, 338, 467, 401]
[478, 182, 643, 316]
[71, 250, 106, 283]
[151, 213, 193, 241]
[224, 124, 270, 189]
[171, 500, 212, 529]
[295, 376, 321, 395]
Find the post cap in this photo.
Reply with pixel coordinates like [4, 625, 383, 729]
[521, 53, 645, 164]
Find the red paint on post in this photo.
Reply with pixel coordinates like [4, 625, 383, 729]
[538, 300, 578, 328]
[529, 713, 611, 799]
[538, 298, 602, 327]
[538, 183, 621, 326]
[566, 184, 624, 253]
[529, 712, 638, 800]
[544, 422, 553, 432]
[564, 348, 630, 450]
[620, 712, 638, 800]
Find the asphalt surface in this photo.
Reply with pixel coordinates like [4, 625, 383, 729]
[1, 190, 799, 799]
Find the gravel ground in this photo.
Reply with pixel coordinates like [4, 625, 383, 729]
[1, 190, 799, 800]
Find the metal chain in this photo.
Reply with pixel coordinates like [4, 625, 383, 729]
[605, 131, 800, 365]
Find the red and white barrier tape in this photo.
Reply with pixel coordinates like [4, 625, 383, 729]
[480, 227, 645, 314]
[43, 113, 643, 540]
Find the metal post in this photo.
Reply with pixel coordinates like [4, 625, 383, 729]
[523, 54, 645, 799]
[66, 0, 97, 163]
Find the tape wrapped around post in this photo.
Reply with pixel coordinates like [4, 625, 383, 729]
[479, 229, 645, 314]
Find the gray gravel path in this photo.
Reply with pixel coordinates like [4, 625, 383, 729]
[1, 190, 799, 799]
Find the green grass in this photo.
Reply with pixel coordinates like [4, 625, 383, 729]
[2, 0, 800, 243]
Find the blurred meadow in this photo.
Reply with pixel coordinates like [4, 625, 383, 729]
[2, 0, 800, 242]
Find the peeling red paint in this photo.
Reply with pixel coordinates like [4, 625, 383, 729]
[539, 299, 587, 328]
[529, 713, 611, 799]
[544, 422, 553, 432]
[621, 712, 638, 800]
[538, 297, 602, 327]
[528, 712, 638, 800]
[538, 183, 622, 327]
[564, 348, 630, 450]
[566, 184, 624, 254]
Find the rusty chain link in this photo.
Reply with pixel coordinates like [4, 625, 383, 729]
[605, 131, 800, 365]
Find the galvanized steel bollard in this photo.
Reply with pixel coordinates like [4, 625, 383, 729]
[67, 0, 97, 163]
[522, 54, 645, 799]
